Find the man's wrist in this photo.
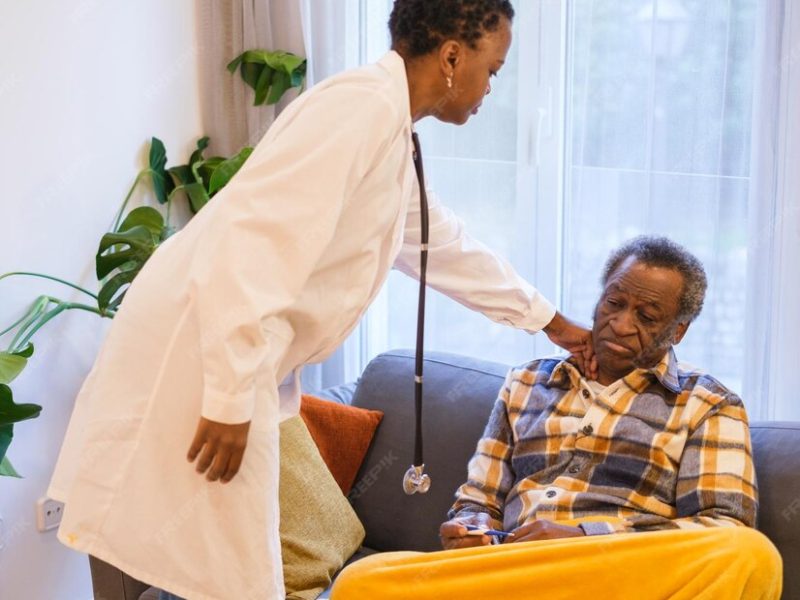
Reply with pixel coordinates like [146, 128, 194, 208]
[577, 521, 615, 536]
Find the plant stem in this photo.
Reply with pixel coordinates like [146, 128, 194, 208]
[0, 272, 98, 301]
[8, 296, 55, 351]
[0, 310, 35, 339]
[112, 169, 151, 232]
[11, 301, 114, 353]
[165, 192, 173, 231]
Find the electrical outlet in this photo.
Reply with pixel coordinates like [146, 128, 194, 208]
[36, 497, 64, 532]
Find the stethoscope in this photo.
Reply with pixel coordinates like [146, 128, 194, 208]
[402, 130, 432, 495]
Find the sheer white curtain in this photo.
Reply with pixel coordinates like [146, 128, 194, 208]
[562, 0, 757, 397]
[297, 0, 799, 419]
[744, 0, 800, 421]
[297, 0, 365, 391]
[196, 0, 305, 156]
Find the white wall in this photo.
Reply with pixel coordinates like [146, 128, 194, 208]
[0, 2, 203, 598]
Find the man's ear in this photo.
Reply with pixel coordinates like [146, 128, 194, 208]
[672, 321, 689, 345]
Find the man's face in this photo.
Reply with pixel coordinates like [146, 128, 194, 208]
[591, 256, 689, 384]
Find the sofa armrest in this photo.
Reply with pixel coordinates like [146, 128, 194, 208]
[89, 555, 151, 600]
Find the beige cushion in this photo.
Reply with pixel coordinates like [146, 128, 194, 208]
[280, 416, 365, 600]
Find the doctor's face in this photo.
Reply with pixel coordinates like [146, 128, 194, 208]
[438, 16, 513, 125]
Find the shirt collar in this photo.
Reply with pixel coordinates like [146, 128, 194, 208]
[546, 347, 682, 394]
[377, 50, 411, 127]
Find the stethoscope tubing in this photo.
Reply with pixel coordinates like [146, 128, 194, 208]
[411, 131, 429, 470]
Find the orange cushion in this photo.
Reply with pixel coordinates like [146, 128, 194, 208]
[299, 394, 383, 495]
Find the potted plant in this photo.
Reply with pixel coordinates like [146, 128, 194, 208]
[0, 49, 306, 477]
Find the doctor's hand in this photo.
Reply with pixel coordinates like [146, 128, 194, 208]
[187, 417, 250, 483]
[439, 513, 495, 550]
[542, 312, 597, 380]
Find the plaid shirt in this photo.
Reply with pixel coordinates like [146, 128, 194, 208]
[450, 349, 758, 534]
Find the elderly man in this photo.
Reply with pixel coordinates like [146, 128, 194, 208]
[332, 236, 782, 600]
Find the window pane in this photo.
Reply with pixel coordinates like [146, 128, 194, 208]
[563, 0, 757, 394]
[367, 7, 535, 365]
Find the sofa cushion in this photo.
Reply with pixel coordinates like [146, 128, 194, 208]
[348, 350, 508, 553]
[749, 421, 800, 600]
[300, 394, 384, 494]
[280, 416, 365, 599]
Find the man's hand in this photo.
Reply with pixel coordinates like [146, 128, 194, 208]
[543, 312, 598, 379]
[187, 417, 250, 483]
[504, 519, 585, 544]
[439, 512, 496, 550]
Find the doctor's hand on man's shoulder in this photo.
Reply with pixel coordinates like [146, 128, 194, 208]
[543, 311, 598, 380]
[187, 417, 250, 483]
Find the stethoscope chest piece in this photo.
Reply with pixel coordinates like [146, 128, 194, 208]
[402, 463, 431, 495]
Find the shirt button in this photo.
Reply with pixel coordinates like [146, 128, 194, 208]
[582, 389, 591, 399]
[545, 490, 557, 498]
[582, 424, 594, 435]
[568, 465, 581, 474]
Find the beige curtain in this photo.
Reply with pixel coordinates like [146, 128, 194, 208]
[196, 0, 306, 156]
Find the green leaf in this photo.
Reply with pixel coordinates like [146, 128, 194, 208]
[149, 137, 175, 205]
[96, 226, 159, 278]
[226, 53, 245, 73]
[189, 136, 210, 167]
[0, 455, 21, 478]
[208, 147, 253, 196]
[168, 164, 195, 187]
[12, 344, 34, 359]
[168, 137, 211, 189]
[0, 353, 27, 384]
[182, 182, 211, 214]
[253, 65, 275, 106]
[118, 206, 165, 237]
[192, 156, 225, 191]
[96, 225, 161, 310]
[0, 384, 41, 426]
[229, 50, 306, 106]
[267, 70, 290, 105]
[241, 62, 265, 93]
[97, 268, 138, 312]
[0, 424, 12, 473]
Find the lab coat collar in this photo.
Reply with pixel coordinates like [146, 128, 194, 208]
[378, 50, 412, 126]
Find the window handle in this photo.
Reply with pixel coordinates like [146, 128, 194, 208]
[528, 86, 553, 167]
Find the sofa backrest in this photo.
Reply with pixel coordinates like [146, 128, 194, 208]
[350, 350, 800, 599]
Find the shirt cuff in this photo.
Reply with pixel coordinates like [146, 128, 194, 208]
[519, 294, 557, 333]
[578, 521, 616, 536]
[201, 388, 255, 424]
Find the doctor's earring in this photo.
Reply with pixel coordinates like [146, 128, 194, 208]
[446, 74, 453, 89]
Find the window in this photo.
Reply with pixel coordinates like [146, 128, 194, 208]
[352, 0, 758, 396]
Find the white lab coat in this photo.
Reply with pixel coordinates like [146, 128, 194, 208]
[48, 51, 555, 599]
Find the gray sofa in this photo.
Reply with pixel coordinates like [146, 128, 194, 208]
[90, 349, 800, 599]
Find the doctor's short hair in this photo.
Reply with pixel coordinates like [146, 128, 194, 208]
[601, 236, 708, 323]
[389, 0, 515, 57]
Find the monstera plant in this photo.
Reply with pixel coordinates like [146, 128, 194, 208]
[227, 49, 307, 106]
[0, 48, 306, 477]
[0, 137, 251, 477]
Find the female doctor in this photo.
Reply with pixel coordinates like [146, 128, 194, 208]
[49, 1, 593, 598]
